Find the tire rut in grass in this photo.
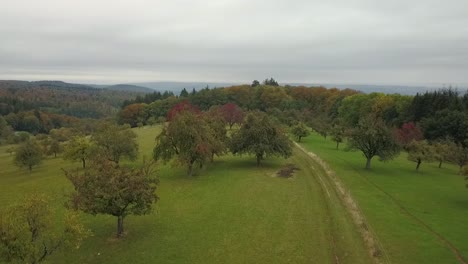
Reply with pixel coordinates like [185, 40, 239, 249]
[301, 143, 468, 264]
[295, 143, 386, 264]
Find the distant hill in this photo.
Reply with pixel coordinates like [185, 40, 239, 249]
[286, 83, 468, 95]
[129, 81, 239, 94]
[103, 84, 154, 93]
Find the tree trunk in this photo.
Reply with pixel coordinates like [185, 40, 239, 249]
[256, 155, 262, 167]
[298, 136, 302, 142]
[365, 157, 372, 170]
[211, 152, 215, 163]
[29, 165, 32, 172]
[54, 152, 57, 158]
[336, 141, 340, 150]
[229, 123, 233, 130]
[117, 215, 124, 237]
[416, 160, 421, 171]
[438, 160, 442, 168]
[82, 158, 86, 169]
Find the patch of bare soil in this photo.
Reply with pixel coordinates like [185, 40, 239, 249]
[276, 164, 299, 178]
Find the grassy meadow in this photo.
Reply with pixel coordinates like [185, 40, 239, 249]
[0, 126, 372, 264]
[300, 133, 468, 264]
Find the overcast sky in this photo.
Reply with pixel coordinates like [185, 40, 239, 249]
[1, 0, 467, 85]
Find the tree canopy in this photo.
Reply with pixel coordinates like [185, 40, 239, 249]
[347, 117, 400, 169]
[65, 160, 159, 237]
[230, 112, 292, 166]
[0, 194, 90, 263]
[14, 139, 43, 171]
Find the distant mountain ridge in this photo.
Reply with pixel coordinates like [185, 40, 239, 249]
[1, 80, 466, 96]
[0, 80, 155, 93]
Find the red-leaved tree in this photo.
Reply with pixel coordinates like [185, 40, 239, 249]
[395, 122, 423, 148]
[220, 103, 244, 129]
[167, 101, 200, 121]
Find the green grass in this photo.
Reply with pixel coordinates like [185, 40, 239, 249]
[300, 133, 468, 264]
[0, 126, 371, 264]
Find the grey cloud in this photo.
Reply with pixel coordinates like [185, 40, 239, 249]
[0, 0, 467, 85]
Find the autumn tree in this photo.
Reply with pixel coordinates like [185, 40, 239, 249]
[154, 110, 220, 176]
[14, 139, 43, 171]
[0, 193, 90, 264]
[63, 136, 95, 169]
[118, 103, 147, 127]
[92, 124, 138, 164]
[347, 117, 400, 169]
[166, 101, 199, 121]
[395, 122, 423, 149]
[407, 140, 435, 171]
[65, 160, 158, 237]
[230, 112, 292, 166]
[220, 103, 244, 129]
[291, 122, 310, 142]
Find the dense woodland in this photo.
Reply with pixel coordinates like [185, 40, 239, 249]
[0, 80, 149, 139]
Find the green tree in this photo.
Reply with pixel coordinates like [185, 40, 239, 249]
[179, 88, 189, 97]
[92, 124, 138, 164]
[47, 139, 62, 158]
[407, 140, 435, 171]
[14, 139, 43, 171]
[448, 143, 468, 173]
[347, 117, 400, 169]
[153, 110, 219, 176]
[230, 112, 292, 166]
[432, 140, 452, 168]
[330, 124, 345, 149]
[65, 160, 158, 237]
[63, 136, 95, 169]
[251, 80, 260, 87]
[0, 193, 90, 264]
[291, 122, 310, 142]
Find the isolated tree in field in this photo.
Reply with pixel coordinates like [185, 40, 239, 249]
[154, 110, 219, 176]
[230, 112, 292, 166]
[14, 139, 43, 171]
[448, 143, 468, 173]
[0, 194, 90, 264]
[92, 124, 138, 164]
[63, 136, 95, 169]
[347, 117, 400, 169]
[291, 122, 309, 142]
[65, 160, 158, 237]
[220, 103, 244, 129]
[432, 140, 452, 168]
[407, 140, 435, 171]
[251, 80, 260, 87]
[47, 139, 62, 158]
[330, 124, 345, 149]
